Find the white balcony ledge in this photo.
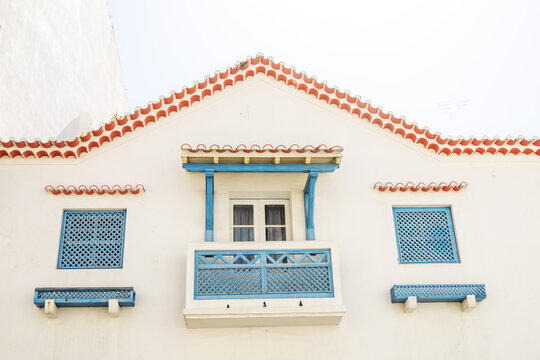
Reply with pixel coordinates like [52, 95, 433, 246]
[183, 241, 345, 328]
[184, 305, 346, 328]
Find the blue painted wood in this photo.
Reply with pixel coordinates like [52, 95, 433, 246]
[303, 170, 319, 240]
[33, 287, 136, 308]
[183, 163, 339, 173]
[392, 207, 459, 264]
[390, 284, 486, 303]
[194, 249, 334, 299]
[57, 210, 127, 269]
[205, 170, 214, 242]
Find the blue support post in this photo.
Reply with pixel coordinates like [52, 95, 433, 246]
[205, 170, 214, 242]
[303, 170, 319, 240]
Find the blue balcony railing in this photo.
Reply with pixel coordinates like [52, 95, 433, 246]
[194, 249, 334, 299]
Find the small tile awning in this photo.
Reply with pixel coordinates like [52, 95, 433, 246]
[181, 144, 342, 172]
[373, 181, 468, 192]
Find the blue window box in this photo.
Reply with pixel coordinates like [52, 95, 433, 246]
[34, 287, 135, 307]
[390, 284, 486, 303]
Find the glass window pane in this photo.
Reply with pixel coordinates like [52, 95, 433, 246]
[266, 227, 286, 241]
[234, 227, 254, 242]
[233, 205, 254, 225]
[265, 205, 285, 225]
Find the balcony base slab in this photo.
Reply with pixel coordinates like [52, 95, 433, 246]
[184, 305, 346, 328]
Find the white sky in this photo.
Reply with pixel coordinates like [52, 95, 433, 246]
[109, 0, 540, 138]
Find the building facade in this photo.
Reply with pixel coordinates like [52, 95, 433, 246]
[1, 55, 539, 359]
[0, 0, 128, 139]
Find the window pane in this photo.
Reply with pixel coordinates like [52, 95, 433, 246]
[234, 227, 254, 242]
[233, 205, 254, 225]
[266, 227, 286, 241]
[265, 205, 285, 225]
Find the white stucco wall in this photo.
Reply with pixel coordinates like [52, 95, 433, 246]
[0, 0, 128, 140]
[1, 76, 539, 359]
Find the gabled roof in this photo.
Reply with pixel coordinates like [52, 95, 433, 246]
[1, 54, 539, 159]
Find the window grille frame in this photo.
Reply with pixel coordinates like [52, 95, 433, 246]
[392, 206, 460, 264]
[57, 209, 127, 269]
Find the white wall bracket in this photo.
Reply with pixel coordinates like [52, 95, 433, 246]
[108, 299, 120, 317]
[461, 294, 477, 312]
[44, 299, 57, 318]
[404, 296, 417, 313]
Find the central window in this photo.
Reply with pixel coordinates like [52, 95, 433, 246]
[230, 199, 290, 242]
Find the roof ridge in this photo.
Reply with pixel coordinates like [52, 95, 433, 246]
[1, 53, 539, 159]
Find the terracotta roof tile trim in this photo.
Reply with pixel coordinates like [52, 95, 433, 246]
[181, 144, 343, 153]
[45, 184, 145, 195]
[2, 54, 539, 159]
[373, 181, 468, 192]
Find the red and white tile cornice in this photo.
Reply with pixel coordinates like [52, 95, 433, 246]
[2, 54, 539, 159]
[180, 144, 343, 153]
[373, 181, 468, 192]
[45, 184, 145, 195]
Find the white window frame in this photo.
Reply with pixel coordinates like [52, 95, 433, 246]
[229, 199, 291, 242]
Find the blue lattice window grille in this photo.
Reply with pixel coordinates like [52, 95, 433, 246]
[58, 210, 127, 269]
[33, 287, 135, 307]
[390, 284, 486, 303]
[393, 207, 459, 264]
[194, 249, 334, 299]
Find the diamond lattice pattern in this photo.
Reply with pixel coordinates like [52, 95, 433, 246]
[266, 266, 331, 293]
[58, 210, 126, 269]
[394, 208, 459, 263]
[197, 268, 263, 295]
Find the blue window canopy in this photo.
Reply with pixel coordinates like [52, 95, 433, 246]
[34, 287, 136, 308]
[181, 144, 342, 173]
[181, 144, 343, 242]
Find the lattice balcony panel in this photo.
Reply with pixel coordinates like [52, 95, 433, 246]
[194, 249, 334, 299]
[390, 284, 486, 303]
[58, 210, 127, 269]
[34, 287, 135, 307]
[393, 207, 459, 263]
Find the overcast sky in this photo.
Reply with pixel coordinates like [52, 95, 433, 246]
[109, 0, 540, 138]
